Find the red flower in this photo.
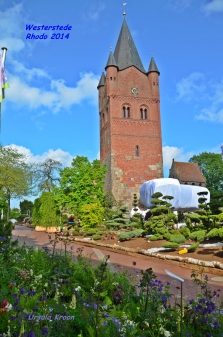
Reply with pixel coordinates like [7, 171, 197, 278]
[82, 310, 86, 318]
[1, 300, 8, 308]
[0, 300, 8, 315]
[9, 283, 15, 288]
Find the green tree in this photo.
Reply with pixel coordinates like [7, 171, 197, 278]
[189, 152, 223, 198]
[81, 202, 104, 229]
[35, 158, 62, 192]
[55, 156, 106, 216]
[10, 208, 20, 219]
[19, 199, 34, 216]
[33, 192, 60, 228]
[0, 145, 35, 220]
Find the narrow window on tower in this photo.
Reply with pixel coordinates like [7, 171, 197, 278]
[140, 108, 143, 119]
[144, 109, 147, 119]
[122, 107, 126, 118]
[127, 107, 130, 118]
[136, 145, 139, 156]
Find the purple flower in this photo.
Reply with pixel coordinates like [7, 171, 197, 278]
[20, 287, 26, 294]
[40, 327, 49, 336]
[28, 290, 37, 296]
[186, 333, 190, 337]
[27, 332, 36, 337]
[161, 295, 167, 303]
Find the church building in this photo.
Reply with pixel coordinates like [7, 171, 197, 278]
[97, 16, 163, 208]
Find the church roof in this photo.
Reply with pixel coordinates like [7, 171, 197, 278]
[97, 72, 105, 89]
[105, 51, 118, 69]
[113, 18, 146, 74]
[170, 161, 206, 183]
[148, 57, 160, 75]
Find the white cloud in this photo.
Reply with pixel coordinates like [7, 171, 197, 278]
[202, 0, 223, 14]
[196, 107, 223, 122]
[168, 0, 192, 12]
[6, 72, 99, 112]
[162, 146, 194, 168]
[176, 72, 206, 101]
[86, 2, 105, 21]
[1, 4, 99, 113]
[195, 80, 223, 122]
[5, 144, 74, 167]
[11, 60, 50, 81]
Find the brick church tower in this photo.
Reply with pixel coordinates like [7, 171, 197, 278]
[97, 16, 163, 208]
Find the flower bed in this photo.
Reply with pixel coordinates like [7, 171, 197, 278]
[1, 235, 223, 336]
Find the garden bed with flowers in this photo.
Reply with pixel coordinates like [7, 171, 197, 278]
[1, 224, 223, 337]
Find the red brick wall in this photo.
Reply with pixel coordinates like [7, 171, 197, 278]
[98, 65, 163, 208]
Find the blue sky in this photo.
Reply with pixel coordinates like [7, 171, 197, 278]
[0, 0, 223, 208]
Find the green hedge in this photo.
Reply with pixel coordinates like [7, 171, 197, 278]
[189, 230, 206, 242]
[92, 234, 102, 240]
[118, 229, 144, 241]
[162, 242, 179, 249]
[179, 227, 190, 238]
[149, 234, 163, 241]
[170, 234, 186, 244]
[188, 242, 199, 252]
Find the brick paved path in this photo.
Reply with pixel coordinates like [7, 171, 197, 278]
[12, 225, 223, 303]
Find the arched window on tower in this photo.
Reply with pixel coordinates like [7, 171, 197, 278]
[122, 107, 126, 118]
[144, 109, 147, 119]
[122, 106, 130, 118]
[127, 107, 130, 118]
[136, 145, 139, 156]
[140, 108, 143, 119]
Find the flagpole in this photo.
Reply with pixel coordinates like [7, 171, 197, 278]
[1, 47, 8, 67]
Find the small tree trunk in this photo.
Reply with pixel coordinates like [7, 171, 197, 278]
[7, 191, 10, 221]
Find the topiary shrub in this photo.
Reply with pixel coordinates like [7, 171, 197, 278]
[163, 232, 171, 240]
[72, 230, 79, 236]
[118, 232, 134, 241]
[169, 229, 180, 235]
[189, 230, 206, 242]
[85, 229, 97, 236]
[218, 228, 223, 238]
[188, 242, 199, 252]
[162, 242, 179, 249]
[92, 234, 102, 240]
[179, 227, 190, 238]
[149, 234, 163, 241]
[170, 234, 186, 244]
[206, 228, 219, 239]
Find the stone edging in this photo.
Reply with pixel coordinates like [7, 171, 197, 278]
[57, 236, 223, 274]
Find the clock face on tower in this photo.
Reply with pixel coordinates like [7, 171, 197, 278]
[131, 87, 138, 94]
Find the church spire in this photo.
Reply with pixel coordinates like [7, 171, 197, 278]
[113, 18, 146, 73]
[105, 51, 118, 70]
[97, 72, 105, 89]
[148, 57, 160, 75]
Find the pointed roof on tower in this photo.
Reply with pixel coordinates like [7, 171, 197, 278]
[97, 72, 105, 89]
[105, 51, 118, 70]
[148, 57, 160, 75]
[113, 18, 146, 74]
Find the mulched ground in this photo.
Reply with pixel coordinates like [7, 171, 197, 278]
[75, 236, 223, 263]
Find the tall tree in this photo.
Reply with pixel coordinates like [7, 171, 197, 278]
[55, 156, 106, 216]
[19, 199, 34, 216]
[189, 152, 223, 197]
[189, 152, 223, 213]
[0, 145, 35, 220]
[35, 158, 62, 192]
